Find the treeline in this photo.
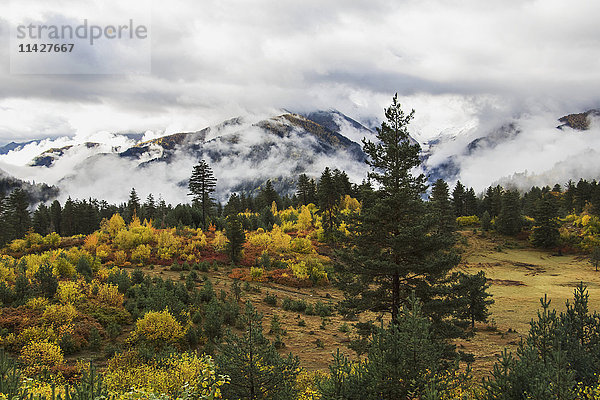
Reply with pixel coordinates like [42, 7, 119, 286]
[0, 167, 361, 247]
[451, 179, 600, 220]
[447, 179, 600, 250]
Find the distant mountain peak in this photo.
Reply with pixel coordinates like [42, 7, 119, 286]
[557, 109, 600, 131]
[302, 109, 373, 137]
[0, 140, 42, 155]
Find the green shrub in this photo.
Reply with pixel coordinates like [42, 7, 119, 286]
[315, 301, 334, 317]
[282, 297, 307, 313]
[264, 293, 277, 306]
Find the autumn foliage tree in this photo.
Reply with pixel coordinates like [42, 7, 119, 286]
[131, 309, 184, 350]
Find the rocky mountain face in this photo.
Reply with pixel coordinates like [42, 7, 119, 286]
[119, 113, 366, 166]
[557, 109, 600, 131]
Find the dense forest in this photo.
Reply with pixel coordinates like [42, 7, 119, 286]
[2, 97, 600, 399]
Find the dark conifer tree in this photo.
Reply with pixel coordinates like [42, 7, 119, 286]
[188, 160, 217, 228]
[74, 199, 99, 234]
[317, 167, 339, 239]
[429, 179, 455, 236]
[35, 264, 58, 299]
[452, 181, 466, 217]
[296, 173, 312, 206]
[592, 183, 600, 214]
[142, 194, 156, 222]
[240, 192, 249, 211]
[336, 95, 460, 324]
[464, 187, 479, 216]
[332, 169, 353, 196]
[322, 295, 446, 399]
[531, 194, 560, 248]
[356, 179, 375, 204]
[48, 200, 62, 234]
[61, 197, 75, 236]
[454, 271, 494, 329]
[482, 285, 600, 397]
[259, 179, 280, 210]
[32, 204, 51, 235]
[575, 179, 593, 213]
[496, 190, 522, 235]
[307, 178, 317, 204]
[203, 297, 223, 346]
[522, 186, 543, 217]
[224, 193, 242, 216]
[7, 188, 31, 240]
[156, 197, 168, 228]
[217, 302, 299, 400]
[225, 214, 246, 263]
[127, 188, 140, 222]
[562, 180, 576, 213]
[481, 210, 492, 231]
[482, 185, 503, 217]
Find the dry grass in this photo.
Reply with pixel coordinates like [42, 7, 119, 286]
[457, 230, 598, 377]
[140, 229, 598, 377]
[146, 265, 358, 371]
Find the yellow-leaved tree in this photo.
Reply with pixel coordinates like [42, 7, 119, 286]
[297, 205, 313, 231]
[130, 309, 183, 349]
[20, 340, 65, 377]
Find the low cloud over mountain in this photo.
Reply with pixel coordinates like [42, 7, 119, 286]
[0, 111, 373, 204]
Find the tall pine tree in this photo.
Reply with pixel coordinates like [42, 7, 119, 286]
[259, 180, 280, 210]
[531, 194, 560, 248]
[336, 95, 460, 323]
[32, 204, 51, 235]
[7, 189, 31, 240]
[429, 179, 456, 236]
[454, 270, 494, 329]
[127, 188, 140, 222]
[452, 181, 466, 217]
[296, 174, 312, 206]
[225, 214, 246, 263]
[496, 190, 522, 235]
[61, 197, 75, 236]
[188, 160, 217, 228]
[317, 167, 340, 239]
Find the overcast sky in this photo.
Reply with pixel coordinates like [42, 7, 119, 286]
[2, 0, 600, 145]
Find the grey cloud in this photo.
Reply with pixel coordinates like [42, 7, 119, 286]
[2, 0, 600, 198]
